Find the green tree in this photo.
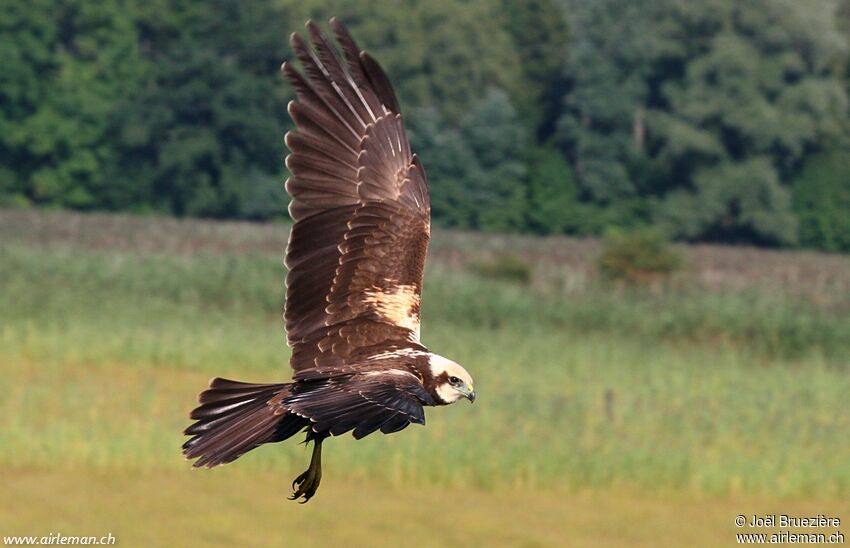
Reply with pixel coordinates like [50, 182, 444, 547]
[497, 0, 570, 138]
[650, 0, 848, 244]
[0, 0, 145, 208]
[459, 89, 529, 231]
[657, 157, 797, 244]
[526, 146, 580, 234]
[408, 106, 479, 229]
[111, 0, 292, 217]
[410, 89, 529, 232]
[561, 0, 848, 245]
[558, 0, 665, 207]
[792, 147, 850, 252]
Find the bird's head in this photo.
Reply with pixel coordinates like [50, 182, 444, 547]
[429, 354, 475, 405]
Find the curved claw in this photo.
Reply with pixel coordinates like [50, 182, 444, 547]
[288, 438, 324, 503]
[290, 471, 307, 492]
[288, 467, 321, 502]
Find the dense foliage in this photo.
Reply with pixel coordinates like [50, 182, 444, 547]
[792, 145, 850, 252]
[2, 0, 849, 250]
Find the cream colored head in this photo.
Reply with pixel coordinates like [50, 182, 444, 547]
[428, 354, 475, 404]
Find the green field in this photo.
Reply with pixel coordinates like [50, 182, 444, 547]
[1, 210, 849, 546]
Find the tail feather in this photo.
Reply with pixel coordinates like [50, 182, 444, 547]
[183, 377, 308, 468]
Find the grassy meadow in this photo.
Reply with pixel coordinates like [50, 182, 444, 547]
[1, 209, 850, 546]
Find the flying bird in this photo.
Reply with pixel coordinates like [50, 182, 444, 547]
[182, 18, 475, 503]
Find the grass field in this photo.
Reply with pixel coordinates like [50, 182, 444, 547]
[5, 469, 850, 547]
[1, 210, 849, 546]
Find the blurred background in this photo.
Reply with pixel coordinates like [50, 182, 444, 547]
[1, 0, 849, 546]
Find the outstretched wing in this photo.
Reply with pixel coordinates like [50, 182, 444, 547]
[282, 19, 430, 375]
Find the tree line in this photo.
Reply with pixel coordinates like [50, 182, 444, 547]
[2, 0, 849, 251]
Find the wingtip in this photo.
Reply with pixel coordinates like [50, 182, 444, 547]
[305, 19, 321, 34]
[306, 19, 330, 45]
[281, 62, 298, 80]
[289, 31, 303, 49]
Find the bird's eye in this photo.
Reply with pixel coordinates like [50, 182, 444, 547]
[449, 376, 460, 384]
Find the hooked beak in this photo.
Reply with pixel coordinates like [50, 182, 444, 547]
[465, 385, 475, 403]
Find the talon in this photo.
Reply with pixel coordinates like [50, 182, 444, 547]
[291, 471, 306, 491]
[288, 437, 324, 503]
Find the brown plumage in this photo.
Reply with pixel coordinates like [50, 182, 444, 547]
[182, 18, 475, 503]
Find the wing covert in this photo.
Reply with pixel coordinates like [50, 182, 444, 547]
[285, 369, 432, 439]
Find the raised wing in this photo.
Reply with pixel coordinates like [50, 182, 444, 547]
[282, 19, 431, 374]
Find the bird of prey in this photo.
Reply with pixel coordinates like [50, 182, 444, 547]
[182, 18, 475, 503]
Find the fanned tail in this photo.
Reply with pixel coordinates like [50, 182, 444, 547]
[182, 378, 308, 468]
